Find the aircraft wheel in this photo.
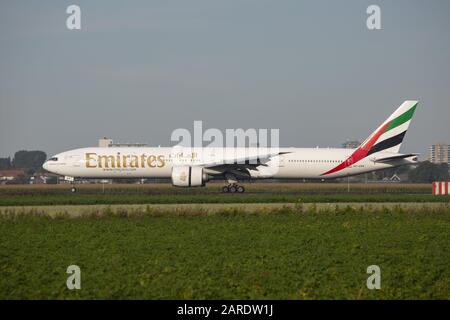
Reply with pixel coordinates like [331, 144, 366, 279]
[222, 186, 229, 193]
[237, 185, 245, 193]
[229, 185, 237, 193]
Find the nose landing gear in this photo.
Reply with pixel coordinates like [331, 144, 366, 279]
[221, 184, 245, 193]
[64, 176, 77, 193]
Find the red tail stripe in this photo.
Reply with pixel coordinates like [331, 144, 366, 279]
[321, 120, 391, 176]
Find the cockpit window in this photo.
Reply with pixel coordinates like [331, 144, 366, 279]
[48, 157, 58, 161]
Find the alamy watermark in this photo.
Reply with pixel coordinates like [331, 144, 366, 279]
[169, 121, 281, 170]
[366, 265, 381, 290]
[366, 5, 381, 30]
[66, 5, 81, 30]
[66, 265, 81, 290]
[66, 4, 382, 32]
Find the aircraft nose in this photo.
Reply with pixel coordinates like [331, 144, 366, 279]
[42, 161, 49, 171]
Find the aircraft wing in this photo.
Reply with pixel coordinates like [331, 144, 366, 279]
[196, 151, 291, 179]
[199, 151, 291, 168]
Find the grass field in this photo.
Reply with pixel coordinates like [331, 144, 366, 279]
[0, 205, 449, 299]
[1, 183, 448, 299]
[1, 183, 449, 206]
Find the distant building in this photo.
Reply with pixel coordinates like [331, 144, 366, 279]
[342, 140, 360, 149]
[0, 169, 25, 182]
[429, 143, 450, 165]
[99, 137, 113, 148]
[29, 175, 46, 184]
[29, 173, 59, 184]
[109, 142, 148, 147]
[98, 137, 148, 148]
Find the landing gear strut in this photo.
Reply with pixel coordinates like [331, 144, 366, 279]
[69, 179, 77, 193]
[64, 176, 77, 193]
[221, 184, 245, 193]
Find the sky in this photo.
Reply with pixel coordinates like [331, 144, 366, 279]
[1, 0, 449, 159]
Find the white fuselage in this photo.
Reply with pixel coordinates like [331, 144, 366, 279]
[43, 147, 413, 180]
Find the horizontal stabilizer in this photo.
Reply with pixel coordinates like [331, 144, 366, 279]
[374, 153, 419, 163]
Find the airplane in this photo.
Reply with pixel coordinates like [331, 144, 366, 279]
[43, 100, 419, 193]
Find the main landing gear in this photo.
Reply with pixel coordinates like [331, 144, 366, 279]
[221, 184, 245, 193]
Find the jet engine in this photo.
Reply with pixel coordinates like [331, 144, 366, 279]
[171, 166, 210, 187]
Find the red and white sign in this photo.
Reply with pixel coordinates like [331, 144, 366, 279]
[432, 181, 450, 195]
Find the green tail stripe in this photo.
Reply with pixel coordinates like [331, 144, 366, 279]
[385, 103, 417, 132]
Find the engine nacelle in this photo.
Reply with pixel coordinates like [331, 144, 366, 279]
[171, 166, 209, 187]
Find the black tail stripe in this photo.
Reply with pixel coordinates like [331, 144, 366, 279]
[367, 131, 407, 156]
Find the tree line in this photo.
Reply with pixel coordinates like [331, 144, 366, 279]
[408, 161, 449, 183]
[0, 150, 47, 175]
